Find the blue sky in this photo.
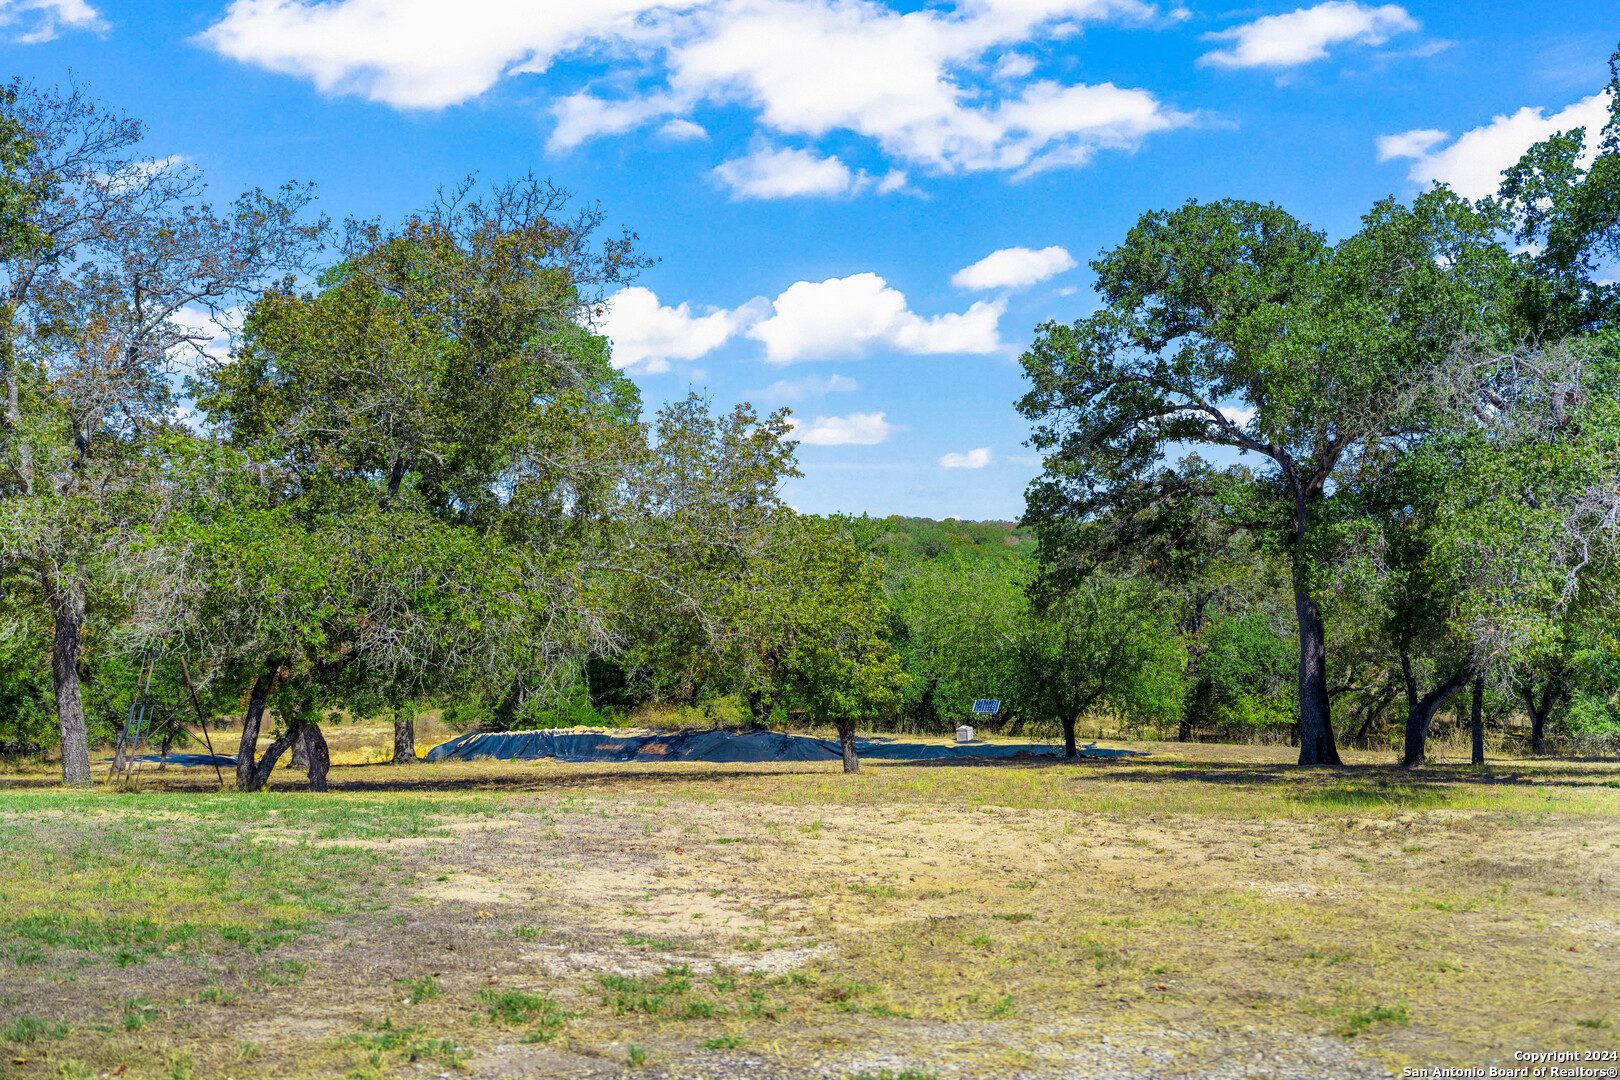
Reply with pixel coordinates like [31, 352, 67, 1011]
[3, 0, 1616, 520]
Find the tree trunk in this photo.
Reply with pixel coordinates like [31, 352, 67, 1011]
[302, 724, 330, 792]
[1062, 713, 1078, 758]
[235, 668, 275, 790]
[243, 723, 296, 792]
[1522, 689, 1551, 755]
[1516, 675, 1568, 756]
[392, 710, 416, 764]
[1399, 652, 1420, 765]
[836, 718, 859, 774]
[1293, 573, 1341, 766]
[1471, 675, 1485, 765]
[242, 720, 330, 792]
[2, 299, 33, 494]
[45, 573, 92, 786]
[1400, 653, 1473, 767]
[158, 729, 173, 771]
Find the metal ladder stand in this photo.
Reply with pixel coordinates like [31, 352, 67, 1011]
[110, 651, 227, 791]
[110, 650, 163, 791]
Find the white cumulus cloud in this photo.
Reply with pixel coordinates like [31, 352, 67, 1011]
[200, 0, 656, 110]
[749, 272, 1005, 364]
[714, 146, 864, 199]
[952, 245, 1076, 290]
[201, 0, 1191, 181]
[599, 286, 760, 374]
[788, 411, 897, 446]
[0, 0, 103, 43]
[1377, 91, 1613, 200]
[660, 118, 709, 140]
[940, 447, 992, 468]
[1199, 2, 1418, 69]
[1373, 127, 1446, 161]
[601, 273, 1008, 369]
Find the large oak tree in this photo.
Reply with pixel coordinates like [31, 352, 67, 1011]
[1017, 190, 1511, 765]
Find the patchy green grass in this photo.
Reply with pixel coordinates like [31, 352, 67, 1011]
[0, 738, 1616, 1079]
[2, 1014, 69, 1043]
[401, 975, 441, 1004]
[338, 1019, 467, 1068]
[0, 791, 517, 970]
[1334, 1002, 1411, 1039]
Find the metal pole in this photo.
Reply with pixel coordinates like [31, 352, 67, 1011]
[179, 656, 227, 790]
[126, 652, 158, 792]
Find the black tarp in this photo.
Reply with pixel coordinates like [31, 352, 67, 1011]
[102, 753, 237, 767]
[423, 729, 1147, 763]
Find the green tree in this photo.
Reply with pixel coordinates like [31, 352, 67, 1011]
[1023, 575, 1184, 756]
[0, 83, 320, 785]
[1183, 611, 1297, 733]
[1560, 629, 1620, 749]
[609, 394, 801, 714]
[754, 514, 909, 772]
[1496, 43, 1620, 336]
[894, 556, 1034, 734]
[610, 403, 905, 771]
[1335, 444, 1485, 768]
[154, 439, 533, 790]
[1326, 331, 1620, 765]
[898, 558, 1183, 755]
[1017, 190, 1512, 765]
[1029, 454, 1292, 741]
[182, 179, 643, 787]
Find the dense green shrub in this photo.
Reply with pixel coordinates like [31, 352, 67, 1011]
[1185, 613, 1297, 730]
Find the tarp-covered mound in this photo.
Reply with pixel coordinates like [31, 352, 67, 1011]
[103, 753, 237, 767]
[424, 728, 1146, 763]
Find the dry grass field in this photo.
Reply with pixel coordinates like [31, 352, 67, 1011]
[1, 729, 1618, 1080]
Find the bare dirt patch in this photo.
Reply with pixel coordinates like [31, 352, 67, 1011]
[1, 740, 1617, 1079]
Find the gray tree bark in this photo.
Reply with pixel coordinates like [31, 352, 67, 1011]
[1294, 574, 1341, 766]
[1519, 682, 1562, 755]
[235, 665, 275, 790]
[301, 724, 330, 791]
[1400, 653, 1474, 767]
[243, 720, 329, 792]
[45, 573, 92, 786]
[392, 710, 416, 764]
[836, 718, 859, 773]
[243, 724, 295, 792]
[1471, 675, 1485, 766]
[2, 300, 34, 495]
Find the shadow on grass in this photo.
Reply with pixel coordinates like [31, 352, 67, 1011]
[314, 755, 1620, 801]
